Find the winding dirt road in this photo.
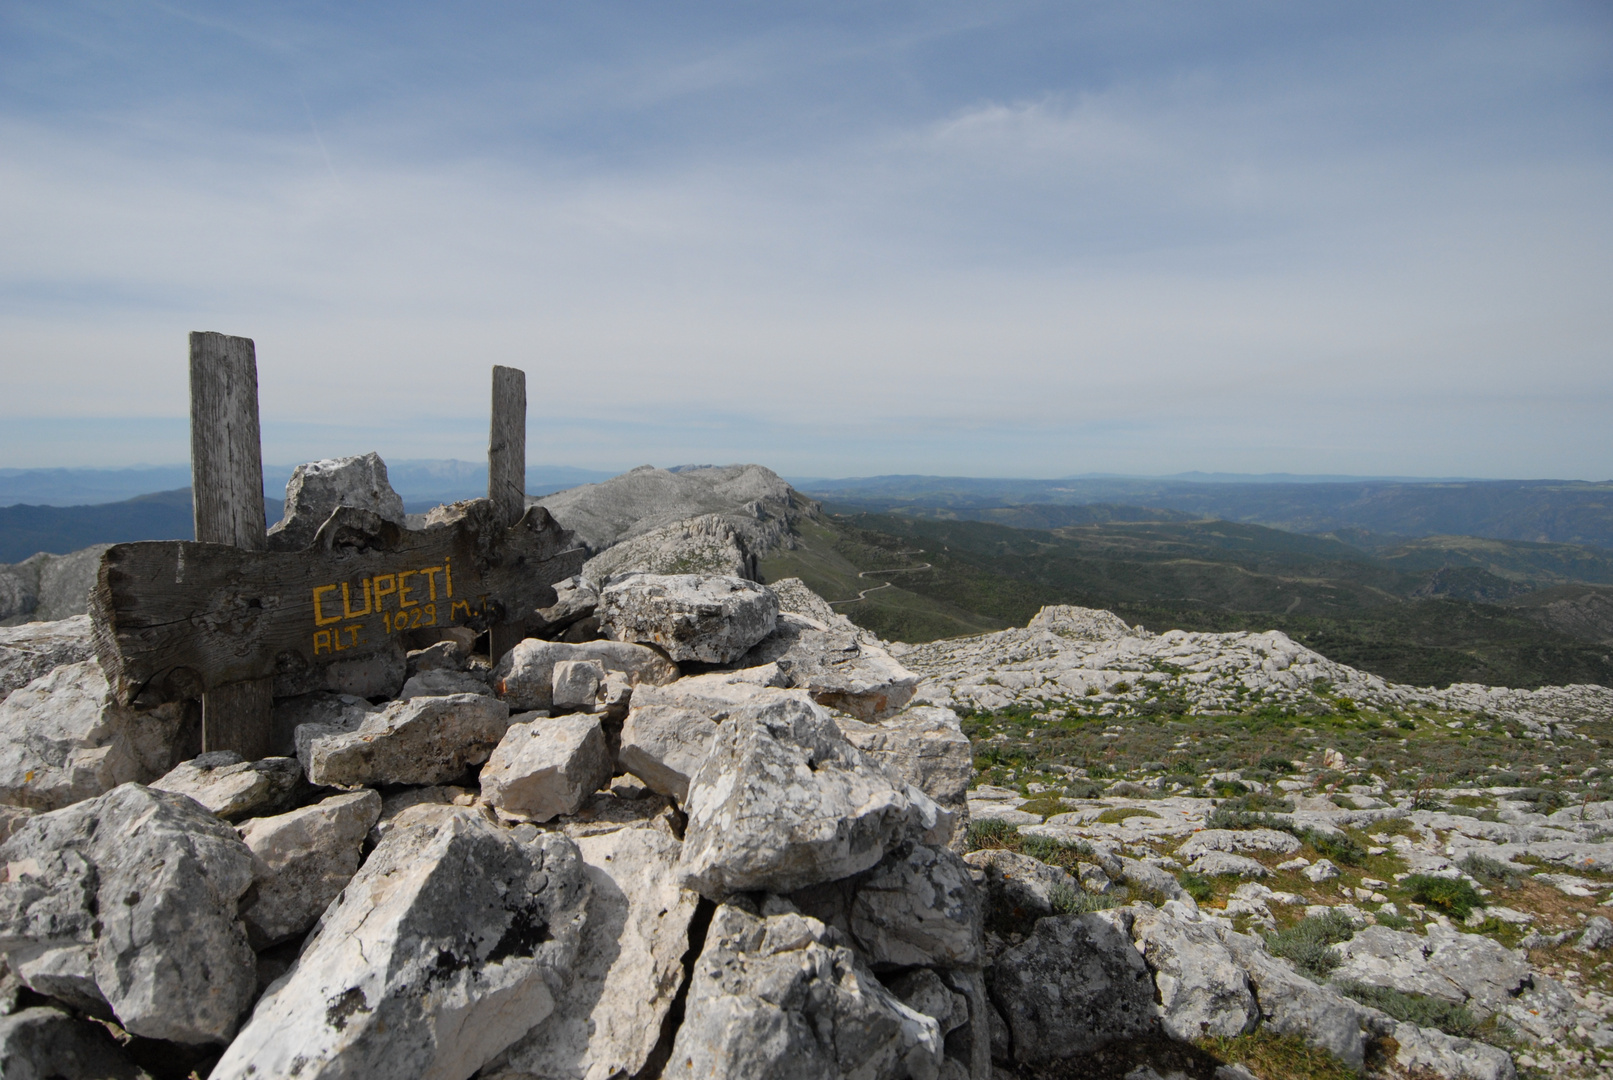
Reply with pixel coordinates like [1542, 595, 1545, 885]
[827, 550, 932, 606]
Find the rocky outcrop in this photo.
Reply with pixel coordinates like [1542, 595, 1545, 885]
[0, 547, 109, 627]
[0, 615, 95, 702]
[265, 452, 407, 552]
[480, 714, 613, 823]
[493, 639, 678, 712]
[599, 574, 778, 665]
[677, 694, 949, 898]
[744, 613, 919, 721]
[151, 751, 305, 820]
[236, 789, 382, 948]
[0, 784, 256, 1044]
[836, 705, 972, 844]
[582, 513, 756, 583]
[615, 672, 788, 801]
[302, 692, 510, 787]
[663, 902, 945, 1080]
[212, 809, 590, 1080]
[0, 661, 188, 810]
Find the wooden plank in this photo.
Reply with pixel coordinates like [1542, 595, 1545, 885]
[90, 499, 584, 706]
[488, 364, 528, 662]
[189, 331, 272, 758]
[488, 365, 526, 527]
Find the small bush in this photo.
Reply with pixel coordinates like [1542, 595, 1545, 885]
[1402, 874, 1483, 919]
[1334, 697, 1359, 713]
[1458, 854, 1524, 889]
[1336, 983, 1481, 1038]
[1178, 871, 1215, 902]
[1265, 910, 1356, 981]
[1020, 834, 1091, 870]
[1016, 794, 1070, 820]
[1374, 910, 1413, 931]
[1212, 779, 1250, 798]
[1257, 754, 1296, 774]
[1050, 882, 1119, 915]
[965, 819, 1020, 851]
[1096, 807, 1160, 824]
[1302, 829, 1367, 866]
[1062, 779, 1106, 799]
[1225, 792, 1296, 814]
[1171, 759, 1198, 776]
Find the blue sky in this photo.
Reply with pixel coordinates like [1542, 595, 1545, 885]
[2, 2, 1610, 478]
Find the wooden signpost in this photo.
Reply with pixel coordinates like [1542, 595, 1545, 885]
[88, 335, 582, 757]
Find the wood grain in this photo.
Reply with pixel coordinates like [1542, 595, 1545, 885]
[488, 365, 526, 528]
[90, 499, 584, 706]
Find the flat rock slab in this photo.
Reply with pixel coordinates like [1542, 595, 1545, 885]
[744, 613, 918, 721]
[493, 639, 678, 712]
[0, 661, 187, 811]
[303, 692, 510, 787]
[237, 789, 382, 948]
[151, 751, 305, 820]
[677, 694, 948, 897]
[0, 783, 256, 1045]
[599, 574, 777, 665]
[481, 714, 612, 823]
[1176, 828, 1300, 858]
[0, 615, 94, 703]
[212, 808, 590, 1080]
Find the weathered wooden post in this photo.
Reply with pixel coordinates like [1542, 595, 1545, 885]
[488, 364, 527, 661]
[189, 331, 274, 759]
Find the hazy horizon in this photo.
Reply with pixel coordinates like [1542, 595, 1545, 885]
[4, 3, 1610, 478]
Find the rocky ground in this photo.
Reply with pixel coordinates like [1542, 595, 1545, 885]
[1, 458, 1611, 1079]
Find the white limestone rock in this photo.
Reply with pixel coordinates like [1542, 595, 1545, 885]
[599, 573, 778, 665]
[151, 751, 305, 820]
[493, 638, 678, 712]
[1303, 858, 1341, 882]
[532, 575, 600, 636]
[237, 789, 383, 948]
[677, 694, 950, 898]
[398, 667, 491, 700]
[1188, 852, 1270, 879]
[266, 452, 407, 552]
[836, 706, 972, 845]
[616, 675, 792, 801]
[744, 613, 919, 721]
[582, 514, 755, 584]
[481, 714, 613, 823]
[1176, 828, 1300, 858]
[0, 615, 94, 703]
[1129, 905, 1258, 1041]
[663, 903, 944, 1080]
[0, 784, 256, 1045]
[484, 824, 700, 1080]
[551, 659, 603, 713]
[963, 848, 1079, 923]
[212, 809, 590, 1080]
[0, 661, 187, 811]
[277, 691, 381, 766]
[303, 693, 511, 788]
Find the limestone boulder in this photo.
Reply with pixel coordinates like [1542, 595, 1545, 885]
[677, 694, 950, 898]
[0, 1006, 149, 1080]
[963, 848, 1079, 926]
[0, 784, 256, 1044]
[303, 693, 510, 787]
[277, 692, 381, 767]
[0, 615, 94, 703]
[599, 573, 778, 664]
[398, 667, 491, 700]
[1221, 930, 1376, 1068]
[151, 751, 305, 820]
[0, 806, 31, 845]
[212, 809, 590, 1080]
[1188, 852, 1270, 879]
[836, 706, 972, 844]
[986, 911, 1160, 1064]
[663, 903, 944, 1080]
[0, 661, 188, 811]
[582, 514, 756, 584]
[551, 659, 603, 713]
[532, 575, 600, 637]
[483, 824, 700, 1080]
[237, 789, 383, 948]
[493, 638, 678, 712]
[744, 613, 918, 721]
[617, 675, 790, 801]
[265, 452, 407, 552]
[1129, 904, 1258, 1041]
[1176, 828, 1300, 859]
[480, 714, 613, 823]
[1388, 1019, 1518, 1080]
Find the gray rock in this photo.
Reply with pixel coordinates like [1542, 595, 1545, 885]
[406, 640, 465, 675]
[793, 842, 983, 969]
[1303, 858, 1340, 883]
[0, 806, 31, 845]
[213, 809, 590, 1080]
[237, 789, 383, 948]
[1387, 1019, 1517, 1080]
[0, 784, 256, 1044]
[987, 912, 1160, 1063]
[532, 575, 600, 636]
[963, 848, 1079, 924]
[599, 573, 778, 664]
[887, 968, 970, 1035]
[368, 784, 475, 846]
[677, 694, 949, 897]
[0, 1006, 149, 1080]
[663, 902, 944, 1080]
[398, 666, 492, 700]
[493, 638, 678, 712]
[0, 547, 109, 626]
[303, 693, 511, 787]
[551, 659, 603, 713]
[617, 702, 719, 803]
[266, 452, 407, 552]
[1129, 906, 1258, 1041]
[283, 692, 382, 771]
[1331, 925, 1469, 1004]
[1176, 828, 1300, 858]
[582, 513, 756, 584]
[0, 661, 188, 810]
[1420, 924, 1531, 1014]
[1221, 930, 1375, 1068]
[1187, 852, 1270, 879]
[484, 824, 700, 1080]
[0, 615, 94, 702]
[744, 613, 919, 721]
[1577, 914, 1613, 952]
[837, 706, 972, 846]
[1119, 856, 1188, 901]
[151, 752, 305, 820]
[480, 714, 612, 823]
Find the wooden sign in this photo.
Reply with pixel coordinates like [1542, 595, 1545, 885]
[90, 499, 583, 707]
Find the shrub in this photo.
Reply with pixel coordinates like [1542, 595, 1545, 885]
[1063, 779, 1106, 799]
[1265, 911, 1356, 981]
[1213, 779, 1250, 798]
[1178, 871, 1215, 902]
[1458, 854, 1523, 888]
[1302, 829, 1367, 866]
[965, 819, 1019, 851]
[1402, 874, 1483, 919]
[1096, 807, 1160, 824]
[1050, 882, 1119, 915]
[1374, 910, 1413, 931]
[1171, 759, 1198, 776]
[1017, 794, 1070, 820]
[1336, 983, 1481, 1038]
[1257, 754, 1296, 774]
[1020, 834, 1091, 870]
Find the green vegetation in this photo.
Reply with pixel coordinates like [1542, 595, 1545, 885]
[1049, 881, 1120, 915]
[1198, 1030, 1360, 1080]
[1401, 874, 1484, 920]
[1096, 807, 1160, 824]
[1177, 871, 1215, 902]
[1336, 982, 1484, 1039]
[1264, 911, 1356, 980]
[1459, 854, 1526, 889]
